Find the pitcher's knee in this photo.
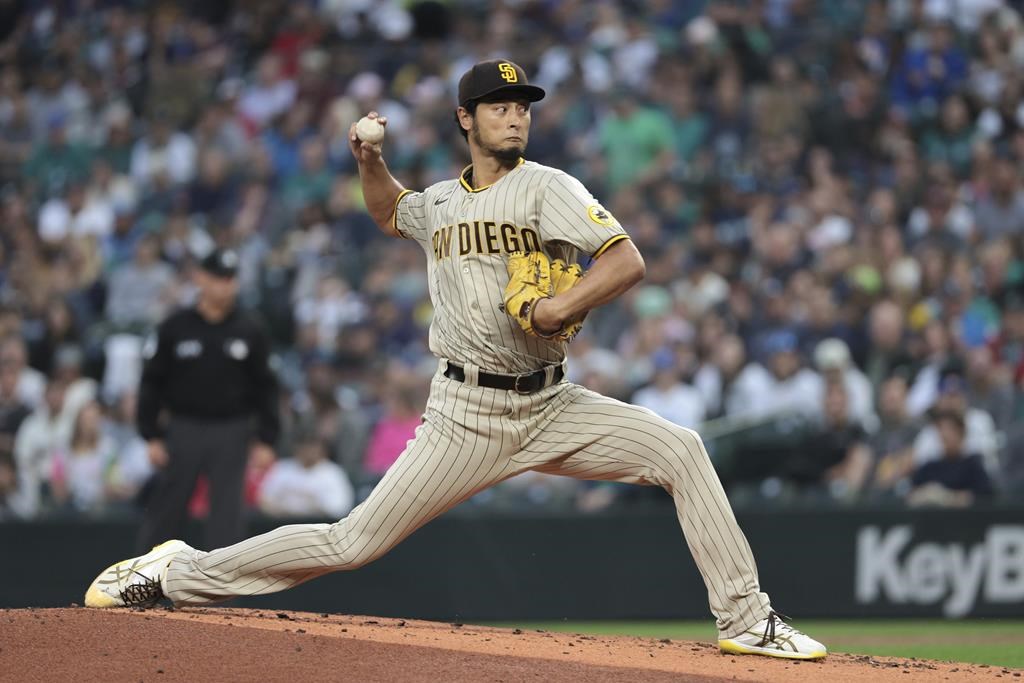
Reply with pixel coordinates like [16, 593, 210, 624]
[681, 425, 706, 447]
[666, 425, 709, 458]
[325, 520, 380, 570]
[332, 542, 372, 570]
[660, 426, 713, 476]
[341, 549, 375, 570]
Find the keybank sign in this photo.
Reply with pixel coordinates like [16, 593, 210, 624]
[856, 525, 1024, 617]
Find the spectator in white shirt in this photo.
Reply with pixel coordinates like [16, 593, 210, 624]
[258, 435, 354, 519]
[294, 275, 368, 352]
[913, 373, 999, 475]
[632, 347, 706, 428]
[49, 400, 117, 513]
[813, 338, 878, 432]
[238, 55, 297, 129]
[104, 235, 176, 329]
[51, 344, 99, 427]
[694, 333, 748, 419]
[130, 112, 197, 189]
[728, 330, 823, 420]
[102, 390, 153, 503]
[12, 378, 71, 517]
[672, 252, 729, 317]
[37, 181, 115, 243]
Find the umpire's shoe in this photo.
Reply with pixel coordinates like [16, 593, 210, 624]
[719, 611, 827, 660]
[84, 540, 188, 609]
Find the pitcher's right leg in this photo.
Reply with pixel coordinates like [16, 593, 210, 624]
[162, 378, 519, 606]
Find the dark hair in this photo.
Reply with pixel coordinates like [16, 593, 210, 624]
[454, 100, 478, 141]
[291, 422, 321, 445]
[933, 409, 966, 435]
[290, 429, 328, 459]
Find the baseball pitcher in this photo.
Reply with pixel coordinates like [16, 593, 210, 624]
[85, 59, 826, 660]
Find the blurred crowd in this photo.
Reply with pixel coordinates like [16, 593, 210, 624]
[2, 0, 1024, 521]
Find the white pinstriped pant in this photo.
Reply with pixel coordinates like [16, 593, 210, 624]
[163, 362, 772, 638]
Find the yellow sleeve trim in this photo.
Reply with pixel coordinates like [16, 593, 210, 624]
[592, 234, 630, 259]
[392, 189, 413, 237]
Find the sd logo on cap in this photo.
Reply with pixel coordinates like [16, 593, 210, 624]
[458, 59, 545, 107]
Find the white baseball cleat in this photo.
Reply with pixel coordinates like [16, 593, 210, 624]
[719, 611, 827, 660]
[84, 540, 189, 609]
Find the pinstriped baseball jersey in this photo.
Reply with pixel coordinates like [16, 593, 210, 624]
[393, 158, 629, 374]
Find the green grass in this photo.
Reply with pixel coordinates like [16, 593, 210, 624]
[486, 620, 1024, 669]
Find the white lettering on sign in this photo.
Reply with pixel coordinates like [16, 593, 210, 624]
[856, 525, 1024, 617]
[985, 527, 1024, 602]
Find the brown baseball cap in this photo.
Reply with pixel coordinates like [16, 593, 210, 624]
[457, 59, 546, 107]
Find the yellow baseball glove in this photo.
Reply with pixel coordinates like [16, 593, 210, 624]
[503, 251, 585, 342]
[549, 257, 586, 341]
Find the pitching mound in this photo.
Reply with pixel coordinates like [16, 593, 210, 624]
[0, 608, 1007, 682]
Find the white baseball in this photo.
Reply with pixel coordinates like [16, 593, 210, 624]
[355, 116, 385, 144]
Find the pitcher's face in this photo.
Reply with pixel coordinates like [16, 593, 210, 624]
[465, 99, 531, 162]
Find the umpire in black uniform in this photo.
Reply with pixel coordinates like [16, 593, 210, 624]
[137, 248, 279, 552]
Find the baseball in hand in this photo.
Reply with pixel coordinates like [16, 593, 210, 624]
[355, 116, 385, 144]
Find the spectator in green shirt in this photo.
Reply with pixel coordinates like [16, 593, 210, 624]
[94, 104, 135, 175]
[281, 138, 332, 212]
[665, 85, 708, 165]
[921, 94, 977, 179]
[23, 113, 93, 200]
[598, 96, 676, 193]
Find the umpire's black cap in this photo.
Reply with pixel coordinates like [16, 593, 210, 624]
[200, 248, 240, 278]
[458, 59, 545, 107]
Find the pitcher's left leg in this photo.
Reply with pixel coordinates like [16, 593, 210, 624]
[532, 387, 825, 658]
[530, 386, 769, 638]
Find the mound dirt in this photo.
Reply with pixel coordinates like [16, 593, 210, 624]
[0, 608, 1008, 682]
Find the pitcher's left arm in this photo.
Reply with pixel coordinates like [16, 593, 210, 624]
[532, 238, 645, 334]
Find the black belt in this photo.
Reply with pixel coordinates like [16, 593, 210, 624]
[444, 362, 564, 394]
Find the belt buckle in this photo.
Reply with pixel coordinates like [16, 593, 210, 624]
[513, 372, 534, 394]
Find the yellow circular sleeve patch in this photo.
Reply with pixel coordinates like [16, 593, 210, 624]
[587, 205, 617, 227]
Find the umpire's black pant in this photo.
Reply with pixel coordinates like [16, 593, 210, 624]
[138, 415, 251, 553]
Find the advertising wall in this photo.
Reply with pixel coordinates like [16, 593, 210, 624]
[3, 507, 1021, 620]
